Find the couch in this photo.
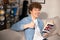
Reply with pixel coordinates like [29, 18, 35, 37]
[0, 29, 25, 40]
[0, 16, 60, 40]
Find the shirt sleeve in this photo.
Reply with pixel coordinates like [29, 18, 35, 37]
[11, 18, 28, 31]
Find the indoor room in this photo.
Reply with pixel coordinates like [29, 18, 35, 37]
[0, 0, 60, 40]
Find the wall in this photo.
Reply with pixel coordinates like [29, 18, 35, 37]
[41, 0, 60, 18]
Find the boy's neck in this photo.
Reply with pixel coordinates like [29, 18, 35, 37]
[31, 14, 37, 21]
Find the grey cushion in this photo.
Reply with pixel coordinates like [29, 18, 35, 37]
[0, 29, 25, 40]
[42, 16, 60, 40]
[47, 16, 60, 40]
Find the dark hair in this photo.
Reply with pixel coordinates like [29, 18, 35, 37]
[28, 2, 42, 14]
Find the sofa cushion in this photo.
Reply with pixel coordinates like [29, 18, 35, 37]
[0, 29, 25, 40]
[47, 16, 60, 40]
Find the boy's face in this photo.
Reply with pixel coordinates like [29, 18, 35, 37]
[30, 8, 40, 18]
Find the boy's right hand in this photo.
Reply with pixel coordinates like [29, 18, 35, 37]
[24, 21, 35, 29]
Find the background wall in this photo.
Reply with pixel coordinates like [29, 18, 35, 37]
[40, 0, 60, 18]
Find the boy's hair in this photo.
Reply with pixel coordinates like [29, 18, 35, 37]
[28, 2, 42, 14]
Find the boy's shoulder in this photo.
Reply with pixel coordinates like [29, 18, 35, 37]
[20, 16, 32, 22]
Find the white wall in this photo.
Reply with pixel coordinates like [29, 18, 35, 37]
[41, 0, 60, 18]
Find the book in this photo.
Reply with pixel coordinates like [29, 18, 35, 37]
[43, 19, 54, 33]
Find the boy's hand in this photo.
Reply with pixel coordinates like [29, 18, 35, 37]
[43, 33, 49, 38]
[24, 21, 35, 29]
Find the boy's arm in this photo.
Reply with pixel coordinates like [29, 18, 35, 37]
[11, 18, 28, 31]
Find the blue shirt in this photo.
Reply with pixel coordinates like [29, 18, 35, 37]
[11, 15, 44, 40]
